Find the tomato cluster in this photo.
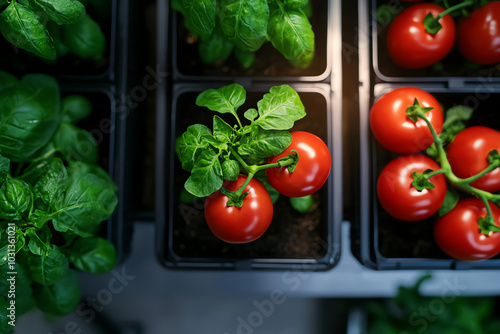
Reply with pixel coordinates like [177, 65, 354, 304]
[386, 1, 500, 69]
[370, 87, 500, 261]
[205, 131, 331, 244]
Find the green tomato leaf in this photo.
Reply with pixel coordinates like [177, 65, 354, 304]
[244, 108, 258, 122]
[238, 127, 292, 159]
[0, 154, 9, 185]
[0, 179, 32, 221]
[52, 123, 98, 164]
[438, 186, 459, 216]
[196, 83, 246, 120]
[255, 172, 280, 204]
[52, 162, 118, 237]
[26, 225, 52, 257]
[181, 0, 216, 40]
[219, 0, 269, 52]
[0, 85, 60, 162]
[267, 5, 314, 68]
[290, 195, 313, 213]
[33, 269, 81, 316]
[0, 227, 25, 266]
[31, 0, 86, 25]
[21, 73, 61, 120]
[176, 124, 212, 172]
[33, 158, 67, 206]
[61, 95, 92, 123]
[185, 150, 223, 197]
[253, 85, 306, 130]
[213, 115, 234, 142]
[199, 24, 234, 63]
[66, 237, 117, 274]
[443, 105, 474, 129]
[284, 0, 308, 9]
[62, 14, 105, 60]
[222, 159, 239, 181]
[28, 245, 68, 286]
[0, 1, 56, 59]
[203, 134, 228, 151]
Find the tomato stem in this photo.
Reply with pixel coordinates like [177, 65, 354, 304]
[436, 0, 473, 20]
[423, 0, 474, 34]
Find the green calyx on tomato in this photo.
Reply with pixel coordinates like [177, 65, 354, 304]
[176, 84, 331, 243]
[422, 1, 474, 34]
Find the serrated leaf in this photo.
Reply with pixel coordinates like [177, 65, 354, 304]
[176, 124, 212, 172]
[196, 84, 246, 120]
[253, 85, 306, 130]
[185, 150, 223, 197]
[238, 127, 292, 159]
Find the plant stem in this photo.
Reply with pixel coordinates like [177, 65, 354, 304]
[234, 172, 254, 197]
[436, 0, 474, 20]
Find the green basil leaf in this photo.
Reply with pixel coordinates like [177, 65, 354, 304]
[222, 159, 239, 181]
[0, 227, 25, 266]
[32, 0, 86, 25]
[238, 127, 292, 159]
[33, 269, 81, 316]
[0, 154, 9, 185]
[196, 83, 246, 119]
[33, 158, 67, 206]
[438, 186, 459, 217]
[181, 0, 216, 40]
[0, 86, 60, 162]
[284, 0, 308, 9]
[26, 225, 52, 257]
[234, 47, 255, 69]
[185, 150, 223, 197]
[176, 124, 212, 172]
[46, 21, 69, 56]
[52, 123, 98, 164]
[290, 194, 313, 213]
[62, 14, 105, 60]
[253, 85, 306, 130]
[52, 162, 117, 237]
[0, 179, 32, 221]
[244, 108, 258, 122]
[219, 0, 269, 52]
[66, 237, 117, 274]
[213, 115, 234, 142]
[0, 1, 56, 59]
[267, 6, 314, 68]
[198, 24, 234, 63]
[203, 134, 228, 150]
[0, 71, 19, 94]
[21, 73, 61, 121]
[61, 95, 92, 123]
[28, 245, 68, 286]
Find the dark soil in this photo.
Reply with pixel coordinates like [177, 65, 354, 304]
[173, 0, 329, 78]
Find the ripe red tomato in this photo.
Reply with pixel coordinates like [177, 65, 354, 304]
[434, 198, 500, 261]
[457, 2, 500, 65]
[377, 154, 446, 221]
[204, 175, 273, 244]
[266, 131, 331, 197]
[447, 126, 500, 193]
[387, 3, 455, 69]
[369, 87, 443, 154]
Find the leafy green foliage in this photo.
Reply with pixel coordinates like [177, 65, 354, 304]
[0, 0, 105, 61]
[172, 0, 315, 68]
[0, 72, 118, 322]
[367, 275, 500, 334]
[176, 83, 306, 197]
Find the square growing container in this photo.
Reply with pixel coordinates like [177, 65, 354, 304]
[0, 0, 118, 82]
[357, 83, 500, 270]
[164, 0, 340, 82]
[155, 83, 342, 270]
[362, 0, 500, 85]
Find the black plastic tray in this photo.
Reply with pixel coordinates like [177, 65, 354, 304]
[364, 0, 500, 85]
[167, 0, 338, 83]
[155, 83, 342, 270]
[0, 0, 117, 82]
[357, 83, 500, 270]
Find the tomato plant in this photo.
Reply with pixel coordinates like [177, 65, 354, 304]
[434, 198, 500, 261]
[447, 126, 500, 193]
[266, 131, 331, 197]
[457, 1, 500, 65]
[369, 87, 443, 154]
[377, 154, 447, 221]
[204, 175, 273, 244]
[386, 3, 455, 69]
